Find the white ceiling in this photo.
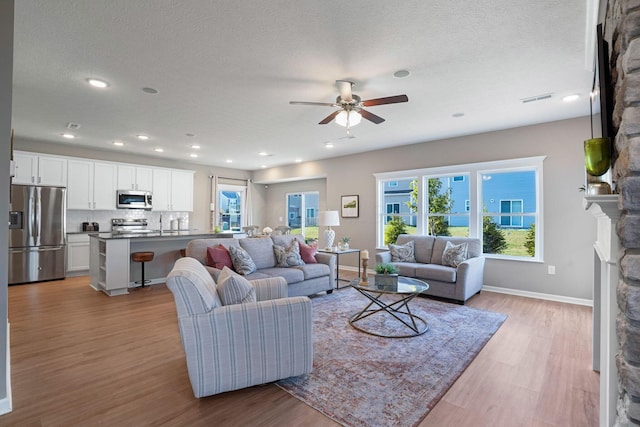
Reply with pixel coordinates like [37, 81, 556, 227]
[12, 1, 597, 171]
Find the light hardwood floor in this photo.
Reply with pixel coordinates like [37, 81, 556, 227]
[1, 273, 598, 426]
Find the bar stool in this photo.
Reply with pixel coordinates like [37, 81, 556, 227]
[131, 251, 154, 288]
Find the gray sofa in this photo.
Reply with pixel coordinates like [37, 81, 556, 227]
[186, 234, 335, 297]
[376, 234, 485, 304]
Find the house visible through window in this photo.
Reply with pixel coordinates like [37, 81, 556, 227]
[374, 156, 544, 261]
[286, 191, 319, 239]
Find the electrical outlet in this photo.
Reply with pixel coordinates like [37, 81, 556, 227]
[548, 265, 556, 275]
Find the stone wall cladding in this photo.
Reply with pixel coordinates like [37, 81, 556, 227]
[607, 0, 640, 424]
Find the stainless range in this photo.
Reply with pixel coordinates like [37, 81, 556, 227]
[111, 218, 153, 235]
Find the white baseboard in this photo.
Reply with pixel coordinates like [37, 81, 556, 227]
[338, 266, 593, 307]
[483, 285, 593, 307]
[0, 322, 12, 415]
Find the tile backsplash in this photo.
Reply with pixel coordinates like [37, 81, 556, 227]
[66, 210, 191, 233]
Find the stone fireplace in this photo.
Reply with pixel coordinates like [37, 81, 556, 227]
[599, 0, 640, 424]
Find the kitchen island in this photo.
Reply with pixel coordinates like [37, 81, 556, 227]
[89, 231, 245, 296]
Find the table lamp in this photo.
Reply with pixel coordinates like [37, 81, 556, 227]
[318, 210, 340, 250]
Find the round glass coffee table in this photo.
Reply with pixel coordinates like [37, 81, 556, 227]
[349, 277, 429, 338]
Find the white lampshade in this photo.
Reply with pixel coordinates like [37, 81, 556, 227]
[335, 110, 362, 127]
[318, 210, 340, 227]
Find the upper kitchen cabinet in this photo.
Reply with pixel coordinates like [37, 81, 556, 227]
[152, 168, 194, 212]
[117, 165, 153, 192]
[67, 160, 117, 210]
[13, 152, 67, 186]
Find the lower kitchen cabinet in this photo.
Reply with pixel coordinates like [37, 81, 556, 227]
[67, 233, 90, 274]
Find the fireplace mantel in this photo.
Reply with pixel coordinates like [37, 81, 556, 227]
[583, 194, 620, 426]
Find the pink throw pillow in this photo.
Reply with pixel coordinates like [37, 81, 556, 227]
[297, 239, 318, 264]
[206, 244, 234, 270]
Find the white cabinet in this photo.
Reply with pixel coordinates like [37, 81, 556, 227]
[117, 165, 153, 191]
[67, 234, 90, 272]
[90, 237, 130, 296]
[152, 168, 194, 211]
[13, 152, 67, 186]
[67, 160, 117, 210]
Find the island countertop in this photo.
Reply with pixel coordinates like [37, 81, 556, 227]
[89, 230, 245, 296]
[89, 231, 245, 240]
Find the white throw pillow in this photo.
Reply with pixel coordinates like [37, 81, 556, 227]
[217, 266, 256, 305]
[442, 241, 468, 267]
[389, 240, 416, 262]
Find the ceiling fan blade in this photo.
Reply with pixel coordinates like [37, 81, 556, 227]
[336, 80, 354, 102]
[361, 94, 409, 107]
[359, 109, 385, 124]
[290, 101, 338, 106]
[319, 110, 341, 124]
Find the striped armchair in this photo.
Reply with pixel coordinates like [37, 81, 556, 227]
[166, 257, 313, 398]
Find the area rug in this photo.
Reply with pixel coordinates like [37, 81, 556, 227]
[276, 287, 507, 427]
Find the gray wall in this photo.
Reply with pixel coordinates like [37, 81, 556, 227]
[254, 116, 596, 301]
[261, 178, 327, 229]
[0, 0, 13, 408]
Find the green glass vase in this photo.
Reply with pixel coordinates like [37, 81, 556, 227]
[584, 137, 611, 176]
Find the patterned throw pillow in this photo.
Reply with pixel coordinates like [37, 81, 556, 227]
[273, 240, 305, 267]
[216, 266, 256, 305]
[442, 241, 468, 267]
[228, 245, 257, 275]
[297, 239, 318, 264]
[389, 240, 416, 262]
[206, 244, 234, 270]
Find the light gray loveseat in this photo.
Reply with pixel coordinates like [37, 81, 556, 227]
[186, 234, 335, 297]
[376, 234, 485, 304]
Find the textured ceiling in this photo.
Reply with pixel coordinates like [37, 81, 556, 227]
[12, 1, 597, 171]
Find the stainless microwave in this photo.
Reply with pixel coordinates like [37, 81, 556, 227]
[116, 190, 152, 210]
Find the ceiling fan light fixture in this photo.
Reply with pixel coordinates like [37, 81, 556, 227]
[335, 110, 362, 127]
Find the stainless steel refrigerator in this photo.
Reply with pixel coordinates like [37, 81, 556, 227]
[9, 184, 66, 285]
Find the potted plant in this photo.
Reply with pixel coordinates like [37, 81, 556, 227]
[374, 263, 399, 289]
[339, 236, 350, 250]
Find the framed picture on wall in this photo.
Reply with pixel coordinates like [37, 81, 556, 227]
[341, 195, 359, 218]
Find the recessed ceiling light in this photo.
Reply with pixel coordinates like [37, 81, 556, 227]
[142, 87, 158, 94]
[112, 141, 124, 146]
[189, 153, 198, 158]
[295, 159, 302, 163]
[261, 165, 267, 169]
[259, 152, 268, 156]
[87, 78, 109, 88]
[325, 142, 334, 148]
[191, 144, 200, 149]
[562, 94, 580, 102]
[61, 133, 75, 139]
[393, 70, 410, 78]
[226, 159, 232, 163]
[154, 148, 164, 153]
[136, 134, 149, 140]
[452, 113, 465, 118]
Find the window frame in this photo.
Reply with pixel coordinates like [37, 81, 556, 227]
[374, 156, 545, 262]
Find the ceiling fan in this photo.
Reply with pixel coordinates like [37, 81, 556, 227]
[290, 80, 408, 133]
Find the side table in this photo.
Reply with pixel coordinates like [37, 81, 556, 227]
[317, 248, 361, 289]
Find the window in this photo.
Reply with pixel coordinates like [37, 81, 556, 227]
[379, 178, 418, 243]
[499, 199, 524, 227]
[286, 192, 319, 239]
[217, 184, 246, 231]
[425, 175, 470, 237]
[374, 156, 544, 261]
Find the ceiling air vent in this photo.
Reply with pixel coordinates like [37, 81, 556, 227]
[521, 94, 553, 104]
[66, 122, 81, 129]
